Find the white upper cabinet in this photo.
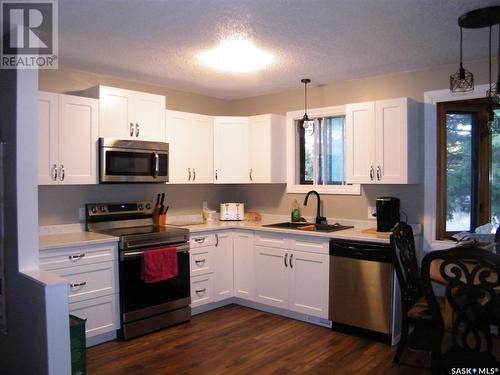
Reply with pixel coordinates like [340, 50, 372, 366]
[166, 110, 214, 183]
[213, 116, 249, 183]
[96, 86, 165, 142]
[248, 114, 286, 183]
[345, 97, 420, 184]
[38, 91, 98, 185]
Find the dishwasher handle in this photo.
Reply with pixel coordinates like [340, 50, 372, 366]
[329, 240, 393, 263]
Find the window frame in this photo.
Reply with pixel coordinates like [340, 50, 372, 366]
[286, 105, 360, 195]
[423, 84, 490, 251]
[436, 99, 491, 240]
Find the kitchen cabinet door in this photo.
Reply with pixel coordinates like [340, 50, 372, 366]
[58, 95, 98, 184]
[254, 245, 289, 309]
[248, 114, 286, 183]
[345, 101, 376, 184]
[375, 98, 410, 184]
[98, 86, 134, 139]
[166, 110, 213, 183]
[213, 117, 249, 183]
[288, 250, 329, 319]
[97, 86, 165, 141]
[233, 231, 255, 300]
[133, 92, 166, 142]
[213, 232, 234, 301]
[37, 91, 59, 185]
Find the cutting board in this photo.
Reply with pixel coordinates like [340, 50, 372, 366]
[361, 227, 392, 238]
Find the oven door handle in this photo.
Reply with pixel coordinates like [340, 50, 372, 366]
[152, 152, 159, 178]
[121, 243, 189, 260]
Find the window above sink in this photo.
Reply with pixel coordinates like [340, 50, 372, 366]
[286, 105, 361, 195]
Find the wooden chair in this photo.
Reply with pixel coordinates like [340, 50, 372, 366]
[421, 245, 500, 374]
[390, 222, 433, 364]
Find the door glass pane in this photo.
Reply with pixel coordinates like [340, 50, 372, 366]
[491, 110, 500, 226]
[445, 113, 472, 232]
[324, 116, 345, 185]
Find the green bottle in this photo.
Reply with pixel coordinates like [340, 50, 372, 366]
[291, 199, 301, 222]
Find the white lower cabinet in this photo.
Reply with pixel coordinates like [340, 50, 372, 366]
[253, 233, 330, 319]
[233, 231, 255, 300]
[189, 231, 234, 307]
[39, 241, 119, 345]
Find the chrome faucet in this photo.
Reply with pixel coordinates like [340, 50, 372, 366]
[303, 190, 327, 225]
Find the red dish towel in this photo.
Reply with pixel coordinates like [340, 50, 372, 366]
[141, 247, 178, 283]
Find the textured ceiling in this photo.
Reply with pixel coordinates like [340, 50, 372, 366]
[59, 0, 500, 100]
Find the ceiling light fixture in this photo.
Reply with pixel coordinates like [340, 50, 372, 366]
[301, 78, 314, 127]
[449, 26, 474, 93]
[454, 6, 500, 133]
[197, 37, 274, 73]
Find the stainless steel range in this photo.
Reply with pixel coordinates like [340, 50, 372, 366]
[86, 201, 190, 340]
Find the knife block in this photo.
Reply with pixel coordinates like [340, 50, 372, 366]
[153, 213, 166, 227]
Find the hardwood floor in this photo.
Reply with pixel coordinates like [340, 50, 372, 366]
[87, 305, 428, 375]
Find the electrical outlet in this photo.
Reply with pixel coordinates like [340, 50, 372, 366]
[78, 207, 85, 222]
[367, 206, 376, 219]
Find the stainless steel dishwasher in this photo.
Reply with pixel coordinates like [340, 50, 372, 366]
[329, 239, 393, 335]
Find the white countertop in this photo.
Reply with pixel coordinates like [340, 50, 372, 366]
[39, 231, 119, 250]
[169, 220, 393, 244]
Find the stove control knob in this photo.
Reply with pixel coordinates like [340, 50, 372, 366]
[91, 206, 97, 214]
[145, 203, 151, 210]
[99, 205, 106, 213]
[138, 204, 144, 210]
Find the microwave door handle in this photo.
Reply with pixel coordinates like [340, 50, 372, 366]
[152, 152, 159, 178]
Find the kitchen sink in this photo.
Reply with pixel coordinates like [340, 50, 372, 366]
[262, 222, 353, 233]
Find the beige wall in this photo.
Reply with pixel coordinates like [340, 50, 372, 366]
[39, 68, 230, 115]
[38, 60, 492, 225]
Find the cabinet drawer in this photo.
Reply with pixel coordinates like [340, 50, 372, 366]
[69, 294, 119, 340]
[190, 274, 214, 307]
[55, 261, 117, 303]
[190, 247, 212, 276]
[40, 243, 116, 271]
[254, 232, 288, 248]
[189, 234, 215, 248]
[290, 236, 329, 254]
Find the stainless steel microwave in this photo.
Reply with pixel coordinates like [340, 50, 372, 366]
[99, 138, 169, 183]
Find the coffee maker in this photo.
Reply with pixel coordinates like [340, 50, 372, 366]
[376, 197, 400, 232]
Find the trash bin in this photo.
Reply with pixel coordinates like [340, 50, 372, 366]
[69, 315, 86, 375]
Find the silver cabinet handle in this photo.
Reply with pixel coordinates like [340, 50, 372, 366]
[193, 237, 206, 243]
[249, 168, 253, 181]
[290, 254, 294, 268]
[130, 122, 134, 137]
[188, 168, 191, 181]
[195, 288, 206, 295]
[215, 169, 218, 181]
[52, 164, 58, 181]
[284, 253, 288, 268]
[70, 281, 87, 288]
[193, 168, 196, 182]
[68, 253, 85, 261]
[376, 166, 382, 181]
[135, 123, 140, 137]
[195, 259, 206, 266]
[369, 166, 374, 181]
[60, 164, 65, 181]
[215, 233, 219, 247]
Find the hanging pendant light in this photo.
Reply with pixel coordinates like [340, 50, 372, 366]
[450, 27, 474, 93]
[301, 78, 314, 128]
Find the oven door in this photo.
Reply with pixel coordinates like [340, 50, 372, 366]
[119, 243, 190, 324]
[100, 145, 168, 183]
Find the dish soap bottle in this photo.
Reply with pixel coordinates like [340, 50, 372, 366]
[291, 199, 301, 222]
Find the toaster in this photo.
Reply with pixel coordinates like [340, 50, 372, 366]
[220, 203, 245, 221]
